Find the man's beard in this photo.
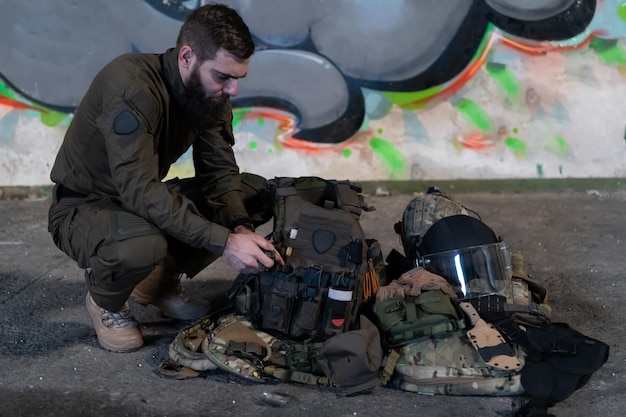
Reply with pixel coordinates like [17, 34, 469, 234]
[182, 67, 226, 122]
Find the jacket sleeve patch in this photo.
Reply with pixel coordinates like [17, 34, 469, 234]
[113, 110, 140, 135]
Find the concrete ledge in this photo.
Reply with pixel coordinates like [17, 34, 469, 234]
[2, 178, 626, 200]
[359, 177, 626, 195]
[0, 185, 54, 200]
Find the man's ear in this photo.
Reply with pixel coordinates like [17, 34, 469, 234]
[178, 45, 195, 69]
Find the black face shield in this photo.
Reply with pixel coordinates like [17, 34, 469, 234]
[419, 215, 512, 299]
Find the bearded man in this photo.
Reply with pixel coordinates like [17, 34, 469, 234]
[48, 3, 283, 353]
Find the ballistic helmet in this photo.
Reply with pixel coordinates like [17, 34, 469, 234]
[394, 187, 469, 259]
[418, 215, 512, 300]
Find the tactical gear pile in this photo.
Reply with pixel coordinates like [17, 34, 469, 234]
[160, 182, 609, 416]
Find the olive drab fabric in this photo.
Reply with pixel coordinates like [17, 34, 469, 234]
[374, 289, 466, 347]
[317, 316, 383, 395]
[227, 176, 383, 341]
[49, 49, 249, 256]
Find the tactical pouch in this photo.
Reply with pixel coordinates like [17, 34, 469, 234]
[290, 286, 326, 339]
[259, 275, 299, 334]
[375, 289, 466, 347]
[391, 330, 525, 396]
[520, 321, 609, 404]
[318, 287, 353, 338]
[317, 316, 384, 395]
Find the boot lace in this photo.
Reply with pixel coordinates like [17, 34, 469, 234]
[100, 303, 137, 329]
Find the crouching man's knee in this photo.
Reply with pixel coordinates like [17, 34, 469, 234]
[87, 227, 168, 311]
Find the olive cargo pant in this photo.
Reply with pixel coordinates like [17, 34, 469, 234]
[48, 174, 272, 312]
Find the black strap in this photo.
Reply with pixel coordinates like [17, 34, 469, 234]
[515, 399, 554, 417]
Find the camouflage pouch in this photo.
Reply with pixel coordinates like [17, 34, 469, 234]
[202, 313, 277, 382]
[392, 331, 525, 396]
[202, 313, 333, 386]
[167, 316, 217, 372]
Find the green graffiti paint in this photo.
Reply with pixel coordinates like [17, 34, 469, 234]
[377, 128, 383, 134]
[232, 108, 248, 128]
[369, 137, 406, 178]
[550, 134, 569, 156]
[618, 3, 626, 22]
[0, 80, 18, 100]
[257, 117, 265, 126]
[512, 128, 518, 134]
[504, 136, 527, 157]
[590, 38, 626, 65]
[249, 141, 258, 150]
[40, 111, 68, 127]
[381, 85, 444, 109]
[456, 99, 493, 131]
[536, 164, 544, 177]
[342, 148, 352, 158]
[486, 62, 521, 98]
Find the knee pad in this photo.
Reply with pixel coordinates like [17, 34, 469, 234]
[90, 212, 168, 284]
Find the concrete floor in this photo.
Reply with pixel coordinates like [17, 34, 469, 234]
[0, 188, 623, 417]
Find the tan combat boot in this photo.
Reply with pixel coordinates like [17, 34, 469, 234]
[130, 264, 210, 321]
[86, 293, 143, 352]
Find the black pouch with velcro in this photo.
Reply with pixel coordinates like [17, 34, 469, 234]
[259, 274, 299, 334]
[520, 321, 609, 404]
[290, 285, 326, 339]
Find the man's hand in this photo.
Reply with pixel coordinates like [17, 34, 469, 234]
[222, 226, 285, 274]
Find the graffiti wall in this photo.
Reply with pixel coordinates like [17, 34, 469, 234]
[1, 0, 626, 186]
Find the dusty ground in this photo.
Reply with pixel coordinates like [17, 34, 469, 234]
[0, 188, 623, 417]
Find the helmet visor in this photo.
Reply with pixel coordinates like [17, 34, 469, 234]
[420, 242, 512, 299]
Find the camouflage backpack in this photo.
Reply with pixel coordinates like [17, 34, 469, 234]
[160, 310, 383, 395]
[376, 250, 549, 397]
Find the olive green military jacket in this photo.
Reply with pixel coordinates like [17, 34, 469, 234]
[50, 48, 248, 255]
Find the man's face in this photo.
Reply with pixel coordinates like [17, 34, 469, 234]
[183, 48, 249, 116]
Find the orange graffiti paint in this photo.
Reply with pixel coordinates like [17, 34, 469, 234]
[0, 97, 47, 112]
[238, 108, 372, 154]
[458, 131, 496, 150]
[499, 29, 604, 55]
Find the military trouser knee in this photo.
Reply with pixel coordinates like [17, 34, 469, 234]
[49, 194, 168, 311]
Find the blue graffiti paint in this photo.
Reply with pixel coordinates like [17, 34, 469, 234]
[0, 111, 20, 146]
[402, 110, 429, 144]
[363, 88, 393, 120]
